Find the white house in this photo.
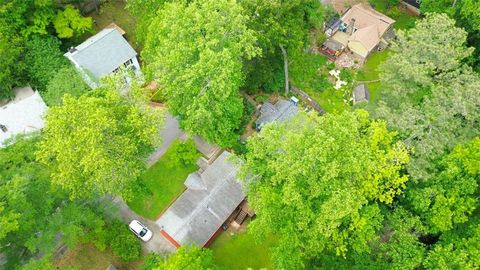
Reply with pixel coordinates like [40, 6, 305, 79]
[64, 27, 141, 88]
[0, 86, 48, 147]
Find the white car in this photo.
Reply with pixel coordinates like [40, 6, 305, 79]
[128, 220, 153, 242]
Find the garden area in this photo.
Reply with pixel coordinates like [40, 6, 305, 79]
[210, 227, 276, 270]
[127, 140, 200, 220]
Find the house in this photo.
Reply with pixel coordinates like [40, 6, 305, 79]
[255, 97, 299, 131]
[157, 151, 245, 248]
[323, 4, 395, 59]
[352, 83, 370, 103]
[401, 0, 421, 15]
[64, 26, 141, 88]
[0, 86, 48, 147]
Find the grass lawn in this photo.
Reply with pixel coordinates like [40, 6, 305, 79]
[369, 1, 417, 30]
[290, 52, 349, 113]
[53, 244, 142, 270]
[127, 141, 200, 220]
[87, 0, 140, 52]
[356, 49, 390, 101]
[210, 229, 276, 270]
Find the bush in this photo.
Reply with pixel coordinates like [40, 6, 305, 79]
[24, 35, 69, 91]
[236, 98, 256, 135]
[140, 252, 163, 270]
[109, 221, 141, 262]
[255, 95, 268, 103]
[165, 139, 199, 168]
[44, 65, 90, 105]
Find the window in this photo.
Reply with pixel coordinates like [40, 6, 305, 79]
[124, 59, 134, 68]
[0, 124, 7, 133]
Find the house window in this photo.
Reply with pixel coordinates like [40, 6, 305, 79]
[0, 124, 7, 133]
[124, 59, 134, 68]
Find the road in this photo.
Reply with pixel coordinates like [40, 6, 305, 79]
[146, 114, 184, 167]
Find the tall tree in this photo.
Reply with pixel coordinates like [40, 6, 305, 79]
[143, 0, 259, 147]
[37, 80, 164, 199]
[53, 4, 93, 39]
[43, 65, 90, 105]
[241, 0, 323, 94]
[375, 13, 480, 180]
[126, 0, 167, 45]
[238, 110, 410, 268]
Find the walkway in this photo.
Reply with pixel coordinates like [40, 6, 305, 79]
[146, 114, 184, 167]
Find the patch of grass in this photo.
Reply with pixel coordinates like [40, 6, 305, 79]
[369, 1, 417, 30]
[210, 229, 276, 270]
[87, 0, 140, 52]
[290, 52, 349, 113]
[53, 244, 142, 270]
[127, 141, 200, 220]
[357, 49, 390, 101]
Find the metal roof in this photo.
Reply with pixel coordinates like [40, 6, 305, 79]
[156, 151, 245, 246]
[255, 100, 299, 130]
[64, 28, 137, 80]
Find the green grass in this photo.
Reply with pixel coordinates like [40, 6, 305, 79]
[210, 230, 276, 270]
[290, 52, 349, 113]
[356, 49, 390, 101]
[53, 244, 142, 270]
[87, 0, 141, 52]
[368, 1, 417, 30]
[127, 141, 200, 220]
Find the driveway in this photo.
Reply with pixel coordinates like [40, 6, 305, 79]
[113, 197, 176, 254]
[146, 114, 184, 167]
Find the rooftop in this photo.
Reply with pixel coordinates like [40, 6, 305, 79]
[0, 86, 48, 147]
[156, 151, 245, 247]
[64, 28, 137, 80]
[255, 100, 299, 130]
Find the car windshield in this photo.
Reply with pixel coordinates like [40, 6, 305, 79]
[139, 228, 147, 237]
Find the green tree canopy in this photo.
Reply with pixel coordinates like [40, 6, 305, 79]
[53, 4, 93, 39]
[37, 81, 164, 199]
[239, 110, 410, 268]
[143, 0, 259, 147]
[43, 65, 90, 105]
[154, 246, 220, 270]
[375, 13, 480, 180]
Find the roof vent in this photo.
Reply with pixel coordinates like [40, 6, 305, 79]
[68, 47, 78, 53]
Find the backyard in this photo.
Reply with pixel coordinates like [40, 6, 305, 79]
[356, 49, 390, 102]
[127, 140, 200, 220]
[210, 227, 276, 270]
[87, 0, 140, 51]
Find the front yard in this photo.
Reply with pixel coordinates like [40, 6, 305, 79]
[210, 228, 276, 270]
[127, 140, 200, 220]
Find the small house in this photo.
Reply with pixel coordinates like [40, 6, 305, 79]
[0, 86, 48, 147]
[255, 98, 299, 131]
[157, 151, 245, 248]
[64, 27, 141, 88]
[323, 4, 395, 60]
[352, 83, 370, 104]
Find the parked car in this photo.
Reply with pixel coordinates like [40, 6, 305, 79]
[128, 220, 153, 242]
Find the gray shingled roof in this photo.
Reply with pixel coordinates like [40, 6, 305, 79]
[64, 28, 137, 79]
[156, 151, 245, 246]
[353, 84, 370, 103]
[255, 100, 299, 130]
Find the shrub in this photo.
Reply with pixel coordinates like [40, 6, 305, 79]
[165, 139, 199, 168]
[140, 252, 163, 270]
[109, 221, 141, 262]
[44, 65, 90, 105]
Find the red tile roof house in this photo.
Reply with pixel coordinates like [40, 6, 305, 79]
[156, 151, 245, 248]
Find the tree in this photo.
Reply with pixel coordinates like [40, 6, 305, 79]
[43, 65, 90, 105]
[406, 138, 480, 233]
[24, 35, 69, 91]
[126, 0, 167, 45]
[143, 0, 259, 147]
[238, 110, 410, 268]
[155, 246, 220, 270]
[375, 13, 480, 180]
[37, 81, 164, 199]
[241, 0, 324, 94]
[109, 221, 141, 262]
[53, 4, 93, 39]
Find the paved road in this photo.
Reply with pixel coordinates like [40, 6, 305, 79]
[113, 197, 176, 255]
[146, 114, 184, 167]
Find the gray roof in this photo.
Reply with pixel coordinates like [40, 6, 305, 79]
[156, 151, 245, 246]
[64, 28, 137, 79]
[353, 84, 370, 103]
[256, 100, 299, 130]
